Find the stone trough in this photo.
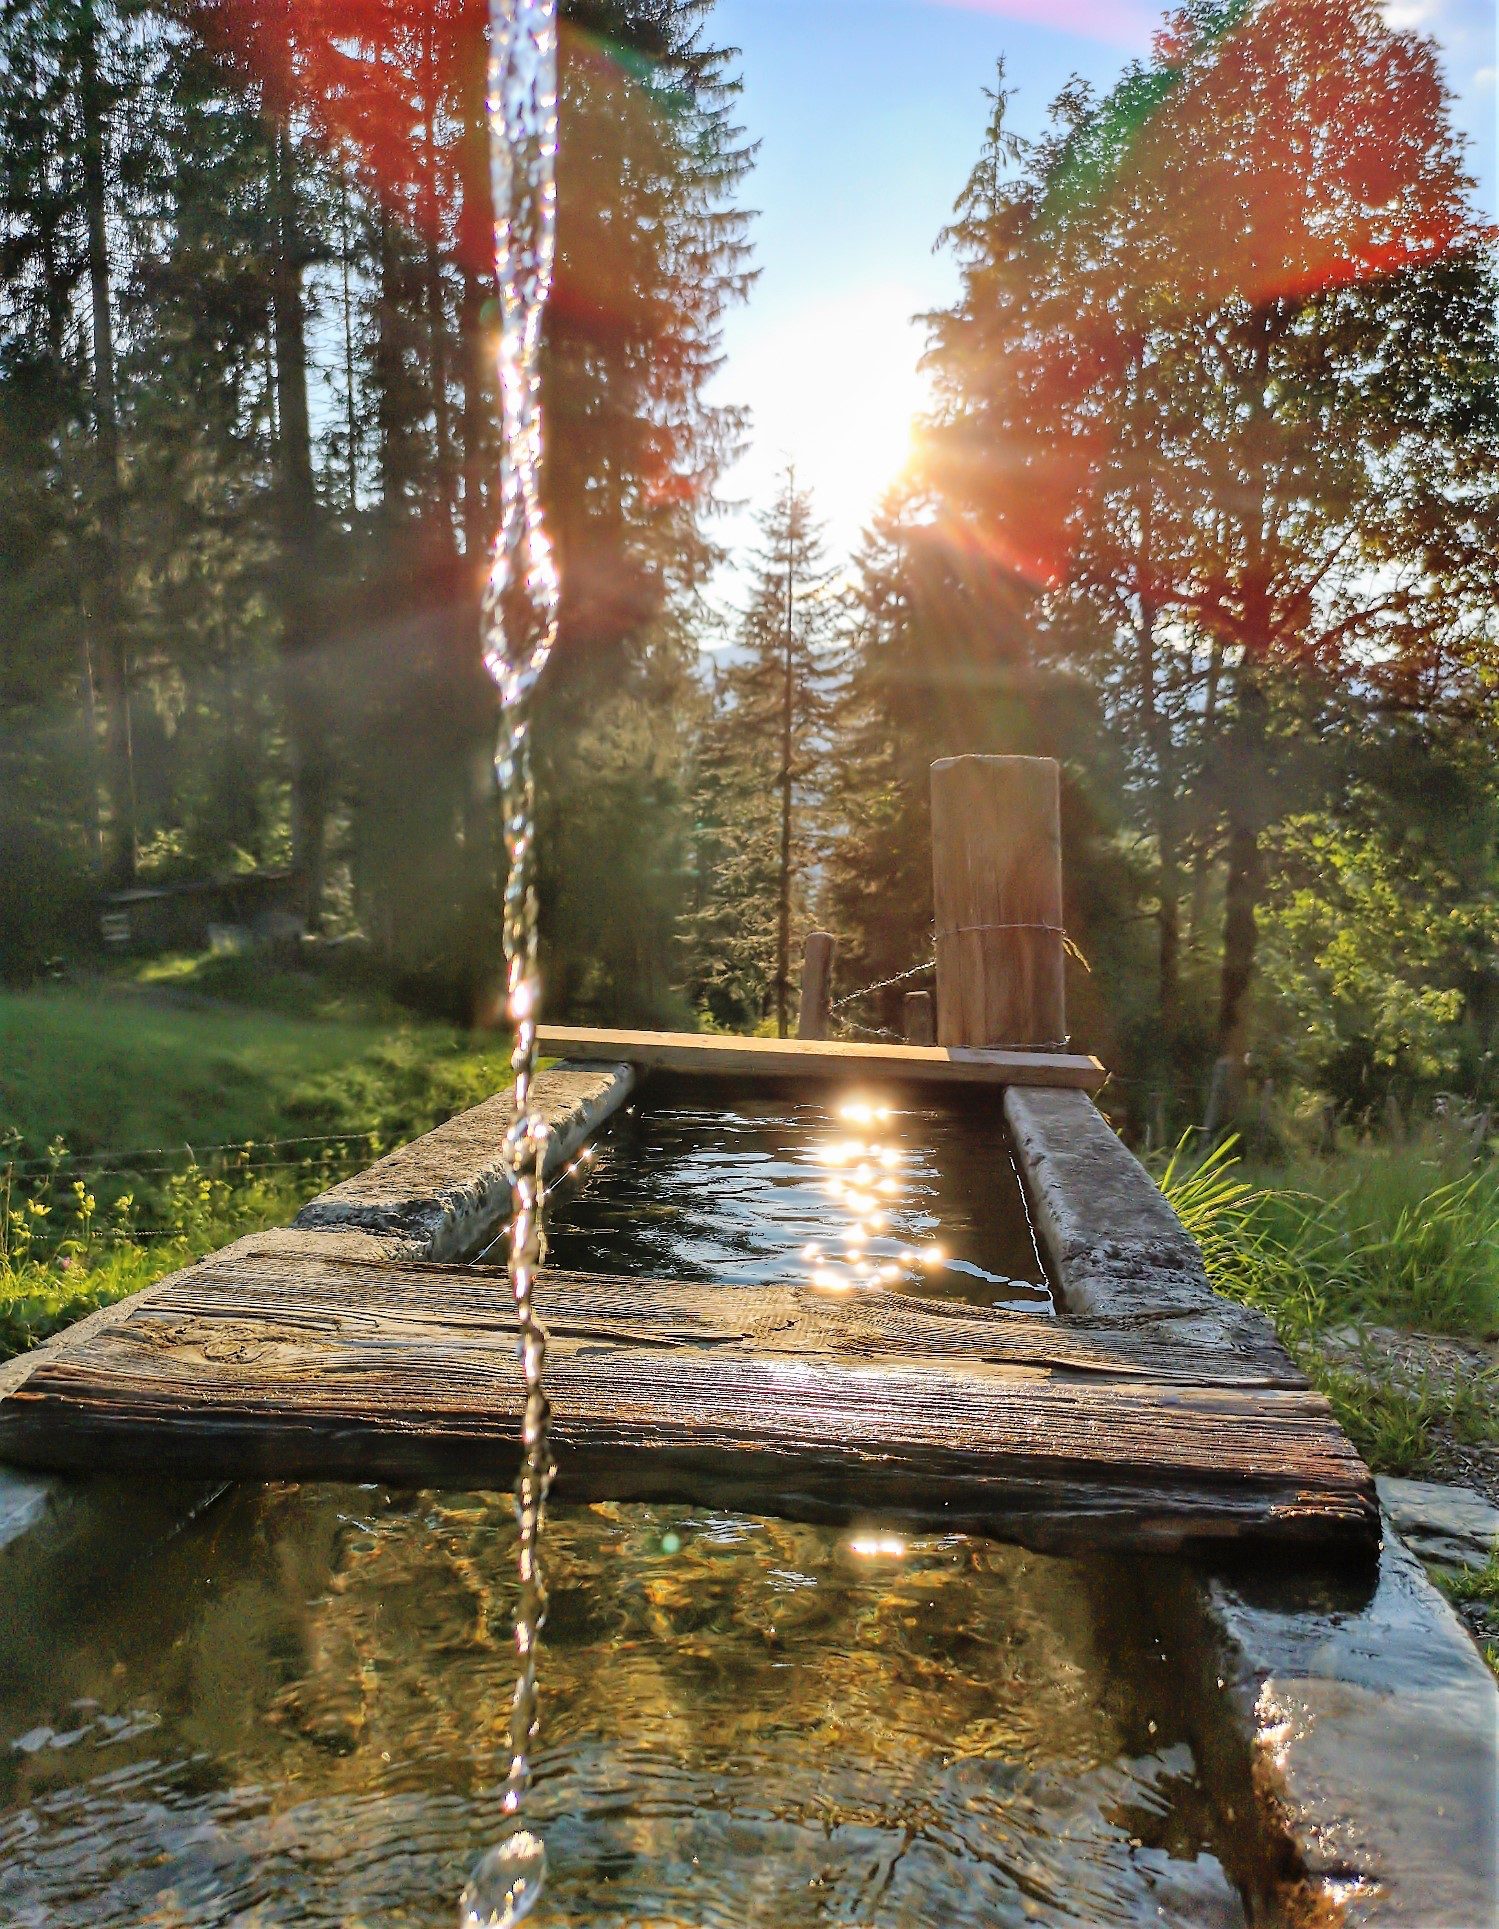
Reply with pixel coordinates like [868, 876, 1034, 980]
[2, 755, 1494, 1921]
[0, 1046, 1494, 1923]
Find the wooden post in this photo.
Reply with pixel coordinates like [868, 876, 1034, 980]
[903, 991, 935, 1045]
[796, 931, 836, 1040]
[930, 756, 1065, 1049]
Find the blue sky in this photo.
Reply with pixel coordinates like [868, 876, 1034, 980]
[703, 0, 1498, 584]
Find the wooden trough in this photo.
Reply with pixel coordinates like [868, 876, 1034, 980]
[0, 758, 1377, 1558]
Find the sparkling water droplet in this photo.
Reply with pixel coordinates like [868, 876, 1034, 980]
[459, 1830, 547, 1928]
[465, 0, 562, 1919]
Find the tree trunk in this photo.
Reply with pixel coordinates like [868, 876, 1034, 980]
[338, 184, 360, 520]
[79, 0, 135, 886]
[457, 27, 491, 563]
[1214, 307, 1279, 1111]
[421, 23, 455, 545]
[40, 191, 105, 867]
[270, 119, 330, 931]
[1215, 670, 1268, 1111]
[776, 534, 795, 1038]
[461, 268, 489, 560]
[1133, 492, 1181, 1039]
[1185, 634, 1223, 952]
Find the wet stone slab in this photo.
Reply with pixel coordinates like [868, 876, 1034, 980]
[295, 1062, 634, 1261]
[1004, 1088, 1277, 1339]
[1376, 1475, 1499, 1570]
[1206, 1531, 1499, 1926]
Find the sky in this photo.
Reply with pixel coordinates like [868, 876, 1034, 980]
[702, 0, 1498, 593]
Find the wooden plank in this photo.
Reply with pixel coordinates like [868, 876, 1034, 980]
[538, 1024, 1107, 1091]
[0, 1252, 1376, 1557]
[931, 756, 1067, 1049]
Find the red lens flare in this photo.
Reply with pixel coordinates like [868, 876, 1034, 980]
[921, 0, 1489, 588]
[923, 0, 1157, 49]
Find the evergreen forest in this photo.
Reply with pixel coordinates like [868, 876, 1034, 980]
[3, 0, 1498, 1143]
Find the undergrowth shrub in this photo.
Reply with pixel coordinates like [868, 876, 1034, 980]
[0, 1141, 375, 1360]
[1160, 1133, 1499, 1339]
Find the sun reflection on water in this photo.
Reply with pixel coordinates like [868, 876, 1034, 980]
[801, 1095, 950, 1297]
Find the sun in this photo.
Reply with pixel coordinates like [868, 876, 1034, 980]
[731, 282, 930, 548]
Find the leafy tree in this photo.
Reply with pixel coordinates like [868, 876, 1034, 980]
[919, 3, 1499, 1115]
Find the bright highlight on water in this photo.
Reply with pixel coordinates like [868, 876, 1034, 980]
[462, 1, 561, 1924]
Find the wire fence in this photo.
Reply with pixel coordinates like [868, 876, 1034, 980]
[0, 1129, 384, 1178]
[821, 952, 937, 1044]
[2, 1128, 386, 1264]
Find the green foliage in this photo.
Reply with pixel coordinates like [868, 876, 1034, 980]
[1159, 1132, 1499, 1472]
[685, 478, 842, 1032]
[0, 1149, 322, 1359]
[1162, 1131, 1499, 1340]
[1433, 1551, 1499, 1674]
[0, 972, 519, 1359]
[0, 0, 753, 1024]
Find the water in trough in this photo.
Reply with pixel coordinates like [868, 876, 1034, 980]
[0, 1088, 1273, 1926]
[524, 1081, 1051, 1311]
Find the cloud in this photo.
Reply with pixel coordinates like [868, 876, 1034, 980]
[1381, 0, 1443, 27]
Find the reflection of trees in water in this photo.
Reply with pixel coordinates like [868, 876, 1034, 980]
[0, 1481, 1256, 1921]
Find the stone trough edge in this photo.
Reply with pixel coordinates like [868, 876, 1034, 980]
[1006, 1083, 1498, 1926]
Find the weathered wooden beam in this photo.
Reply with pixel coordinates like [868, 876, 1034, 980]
[0, 1252, 1377, 1557]
[903, 990, 935, 1045]
[796, 931, 836, 1040]
[535, 1024, 1106, 1091]
[931, 755, 1067, 1049]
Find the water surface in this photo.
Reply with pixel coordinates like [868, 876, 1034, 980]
[527, 1081, 1052, 1312]
[0, 1485, 1254, 1926]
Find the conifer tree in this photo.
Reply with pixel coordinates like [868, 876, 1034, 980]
[686, 475, 840, 1033]
[919, 2, 1499, 1110]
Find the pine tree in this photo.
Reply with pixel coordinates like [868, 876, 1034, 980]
[686, 476, 840, 1033]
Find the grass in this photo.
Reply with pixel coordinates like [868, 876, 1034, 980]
[0, 963, 515, 1360]
[0, 968, 515, 1156]
[1433, 1551, 1499, 1672]
[1159, 1131, 1499, 1478]
[1, 1151, 329, 1358]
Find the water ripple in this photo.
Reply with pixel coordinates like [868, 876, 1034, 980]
[0, 1488, 1255, 1925]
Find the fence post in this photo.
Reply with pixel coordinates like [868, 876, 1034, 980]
[903, 991, 935, 1045]
[930, 755, 1066, 1049]
[796, 931, 837, 1040]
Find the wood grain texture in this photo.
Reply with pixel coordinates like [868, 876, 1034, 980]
[931, 756, 1066, 1049]
[294, 1063, 634, 1261]
[0, 1251, 1377, 1558]
[796, 932, 836, 1040]
[533, 1025, 1106, 1091]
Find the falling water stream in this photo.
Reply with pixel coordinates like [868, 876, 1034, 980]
[460, 3, 561, 1924]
